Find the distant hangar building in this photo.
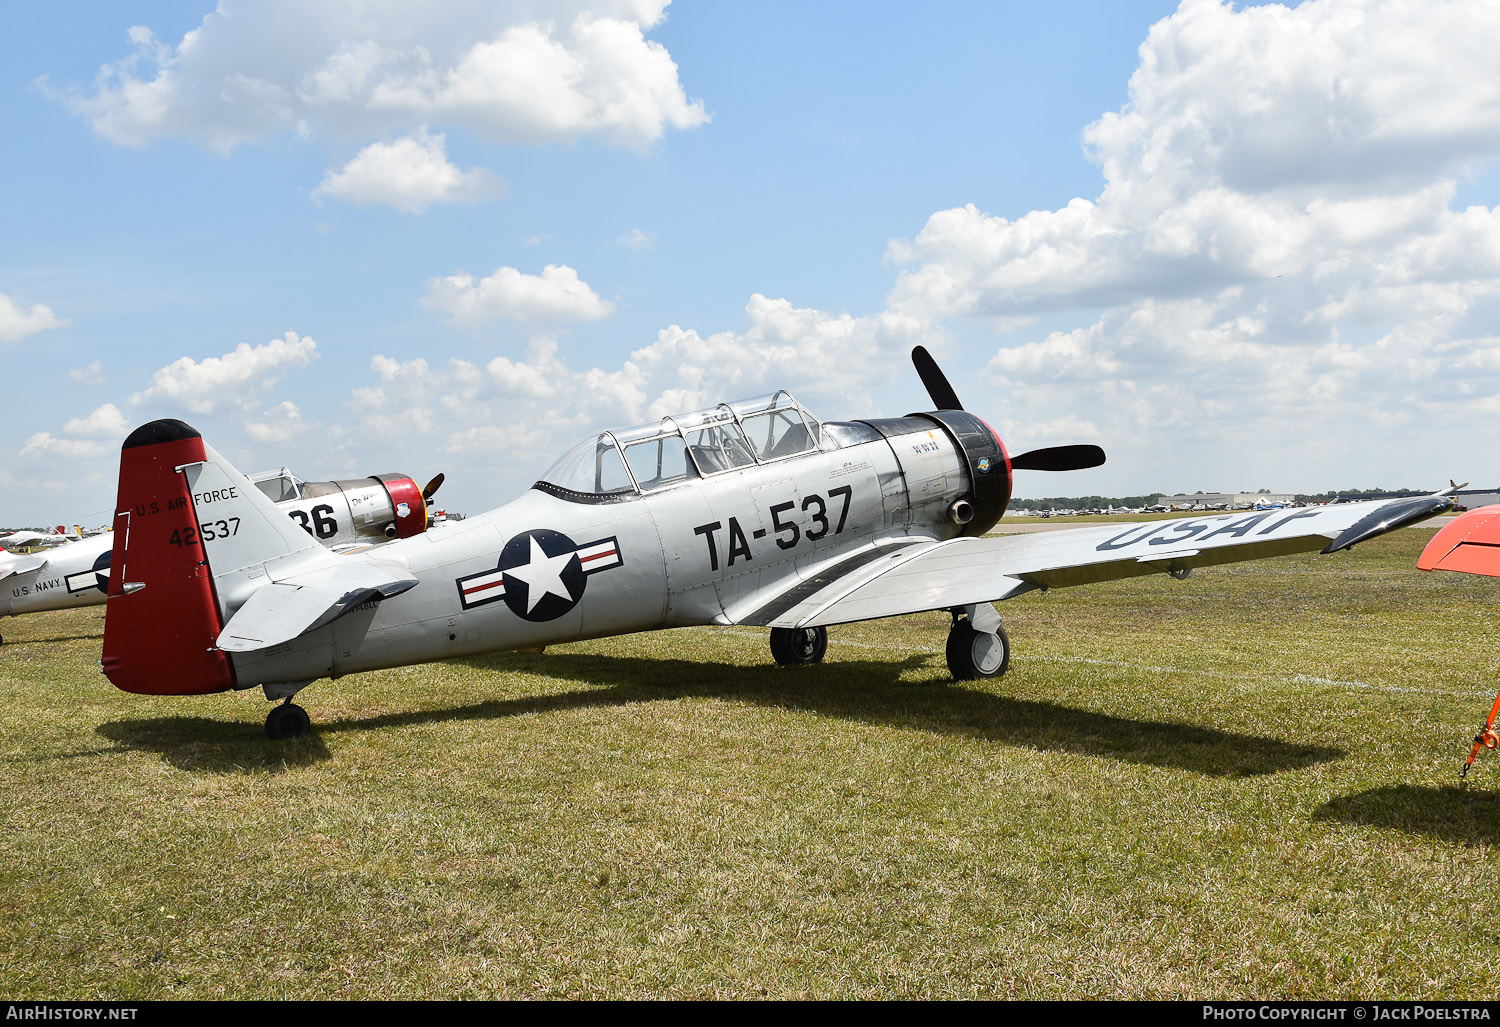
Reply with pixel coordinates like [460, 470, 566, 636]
[1448, 488, 1500, 509]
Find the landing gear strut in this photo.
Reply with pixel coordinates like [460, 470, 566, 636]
[946, 604, 1010, 680]
[265, 701, 311, 740]
[770, 625, 828, 665]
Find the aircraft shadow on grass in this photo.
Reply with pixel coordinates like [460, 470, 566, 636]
[1313, 784, 1500, 846]
[93, 717, 332, 772]
[85, 651, 1340, 777]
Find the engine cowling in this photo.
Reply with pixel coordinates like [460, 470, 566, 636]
[856, 411, 1012, 538]
[281, 474, 430, 546]
[912, 410, 1012, 536]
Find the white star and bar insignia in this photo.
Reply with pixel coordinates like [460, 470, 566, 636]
[455, 532, 622, 620]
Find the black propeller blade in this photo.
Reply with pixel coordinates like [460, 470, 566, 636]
[422, 473, 445, 500]
[1008, 445, 1107, 472]
[911, 345, 1106, 473]
[912, 345, 963, 411]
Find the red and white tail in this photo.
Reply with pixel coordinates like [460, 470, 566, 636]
[102, 419, 320, 695]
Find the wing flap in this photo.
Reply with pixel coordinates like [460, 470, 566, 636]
[216, 559, 417, 652]
[790, 544, 1035, 627]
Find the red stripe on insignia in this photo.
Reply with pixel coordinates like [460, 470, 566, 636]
[463, 578, 505, 596]
[579, 549, 616, 563]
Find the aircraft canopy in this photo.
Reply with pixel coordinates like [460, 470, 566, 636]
[250, 467, 306, 503]
[540, 392, 824, 496]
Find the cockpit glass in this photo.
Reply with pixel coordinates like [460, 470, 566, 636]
[250, 468, 304, 503]
[624, 434, 698, 491]
[683, 419, 756, 474]
[741, 408, 817, 460]
[540, 391, 828, 495]
[540, 434, 633, 495]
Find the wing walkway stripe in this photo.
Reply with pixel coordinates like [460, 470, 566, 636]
[744, 541, 924, 624]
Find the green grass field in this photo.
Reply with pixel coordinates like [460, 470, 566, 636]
[2, 524, 1499, 999]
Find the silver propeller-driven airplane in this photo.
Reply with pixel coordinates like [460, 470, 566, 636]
[0, 527, 83, 550]
[100, 348, 1455, 739]
[0, 467, 443, 646]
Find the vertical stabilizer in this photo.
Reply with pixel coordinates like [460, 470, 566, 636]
[103, 420, 236, 694]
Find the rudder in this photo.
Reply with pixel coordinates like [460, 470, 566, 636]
[103, 420, 235, 695]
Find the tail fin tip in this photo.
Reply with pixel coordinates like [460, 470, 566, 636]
[124, 418, 200, 450]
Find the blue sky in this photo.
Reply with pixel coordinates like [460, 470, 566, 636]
[2, 0, 1497, 525]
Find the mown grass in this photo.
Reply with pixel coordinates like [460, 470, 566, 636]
[2, 525, 1498, 999]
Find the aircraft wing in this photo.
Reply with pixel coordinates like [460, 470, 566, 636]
[741, 495, 1453, 629]
[1417, 504, 1500, 577]
[215, 558, 418, 653]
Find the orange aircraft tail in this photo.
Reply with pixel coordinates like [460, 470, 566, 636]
[1417, 505, 1500, 577]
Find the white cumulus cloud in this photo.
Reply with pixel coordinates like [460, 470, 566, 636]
[615, 227, 657, 251]
[131, 331, 318, 414]
[244, 401, 320, 443]
[314, 128, 503, 212]
[19, 434, 109, 462]
[0, 292, 68, 344]
[67, 360, 105, 385]
[62, 403, 129, 439]
[883, 0, 1500, 486]
[346, 294, 938, 473]
[46, 1, 707, 153]
[422, 264, 615, 325]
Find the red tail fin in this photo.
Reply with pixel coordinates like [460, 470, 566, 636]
[102, 420, 236, 695]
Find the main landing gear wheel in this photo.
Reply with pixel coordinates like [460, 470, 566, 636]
[946, 618, 1010, 680]
[770, 625, 828, 666]
[265, 702, 311, 740]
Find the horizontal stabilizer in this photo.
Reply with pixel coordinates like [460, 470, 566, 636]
[1417, 504, 1500, 577]
[0, 555, 48, 581]
[216, 560, 417, 652]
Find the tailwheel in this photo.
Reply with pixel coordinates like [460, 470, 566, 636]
[265, 701, 312, 740]
[946, 617, 1010, 680]
[770, 625, 828, 666]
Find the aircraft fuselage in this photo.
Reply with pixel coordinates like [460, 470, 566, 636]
[228, 416, 992, 689]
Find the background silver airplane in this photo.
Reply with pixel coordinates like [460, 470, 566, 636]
[0, 527, 83, 550]
[0, 467, 442, 646]
[99, 348, 1454, 738]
